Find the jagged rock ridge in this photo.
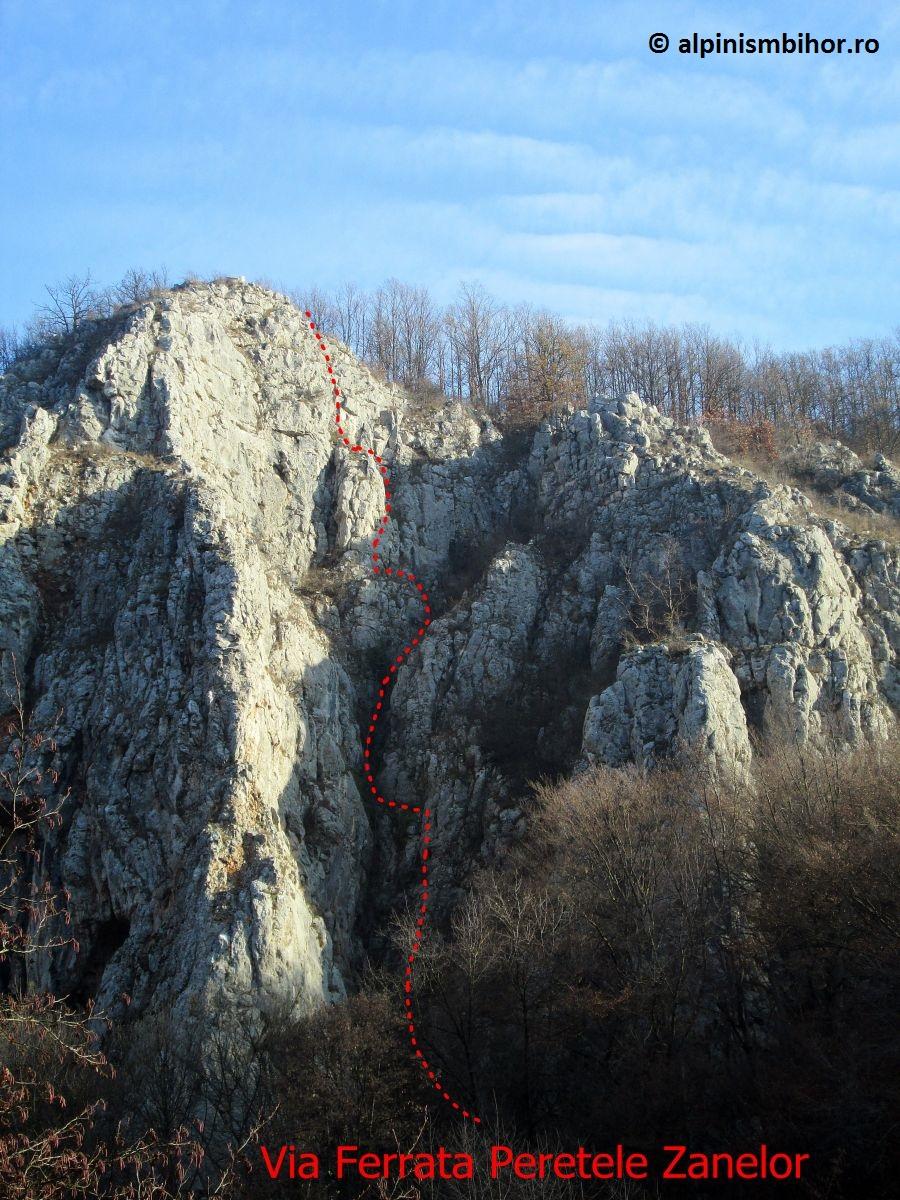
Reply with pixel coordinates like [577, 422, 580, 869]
[0, 280, 896, 1023]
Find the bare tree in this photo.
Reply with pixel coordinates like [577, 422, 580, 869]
[331, 281, 369, 357]
[112, 268, 169, 307]
[0, 326, 21, 372]
[35, 272, 108, 337]
[365, 279, 442, 390]
[444, 282, 507, 406]
[616, 537, 693, 644]
[506, 310, 589, 420]
[294, 285, 339, 339]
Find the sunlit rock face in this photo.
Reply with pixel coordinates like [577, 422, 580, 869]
[1, 281, 896, 1020]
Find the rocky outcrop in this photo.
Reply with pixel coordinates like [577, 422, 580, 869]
[1, 280, 896, 1025]
[582, 637, 752, 776]
[696, 492, 894, 743]
[786, 438, 900, 517]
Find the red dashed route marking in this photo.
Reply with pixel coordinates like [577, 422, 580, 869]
[304, 312, 480, 1125]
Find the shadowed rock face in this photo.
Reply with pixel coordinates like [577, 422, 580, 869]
[1, 280, 896, 1022]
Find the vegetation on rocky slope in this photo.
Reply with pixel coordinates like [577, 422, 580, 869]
[0, 277, 897, 1197]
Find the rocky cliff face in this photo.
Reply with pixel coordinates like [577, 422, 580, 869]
[1, 280, 896, 1024]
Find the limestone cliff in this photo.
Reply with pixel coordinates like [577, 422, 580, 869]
[1, 280, 896, 1023]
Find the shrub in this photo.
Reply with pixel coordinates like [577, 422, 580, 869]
[616, 536, 694, 644]
[403, 737, 899, 1195]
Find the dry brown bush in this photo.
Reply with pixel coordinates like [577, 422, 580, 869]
[397, 737, 899, 1196]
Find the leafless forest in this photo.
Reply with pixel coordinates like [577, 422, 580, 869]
[3, 269, 899, 449]
[303, 278, 899, 450]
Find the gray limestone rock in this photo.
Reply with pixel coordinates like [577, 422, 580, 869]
[581, 637, 752, 776]
[0, 280, 895, 1028]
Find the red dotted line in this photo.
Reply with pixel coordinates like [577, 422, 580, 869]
[304, 312, 480, 1125]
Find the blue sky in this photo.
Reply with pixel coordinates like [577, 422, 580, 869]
[1, 0, 898, 348]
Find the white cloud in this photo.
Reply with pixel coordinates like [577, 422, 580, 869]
[3, 0, 898, 351]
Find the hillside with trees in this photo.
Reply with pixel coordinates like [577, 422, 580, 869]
[0, 275, 897, 1198]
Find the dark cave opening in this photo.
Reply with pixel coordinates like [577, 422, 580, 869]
[69, 914, 131, 1006]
